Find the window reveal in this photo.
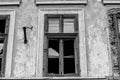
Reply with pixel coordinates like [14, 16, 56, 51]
[44, 14, 79, 76]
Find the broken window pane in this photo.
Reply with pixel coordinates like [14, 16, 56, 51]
[48, 58, 59, 74]
[63, 40, 74, 56]
[63, 18, 74, 33]
[48, 18, 60, 33]
[0, 20, 6, 33]
[48, 40, 59, 57]
[64, 58, 75, 74]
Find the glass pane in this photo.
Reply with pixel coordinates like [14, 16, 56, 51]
[63, 18, 74, 33]
[0, 20, 6, 33]
[48, 18, 60, 33]
[48, 58, 59, 74]
[63, 40, 74, 56]
[64, 58, 75, 74]
[48, 40, 59, 57]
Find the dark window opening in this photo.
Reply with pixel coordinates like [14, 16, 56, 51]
[63, 40, 74, 56]
[48, 58, 59, 74]
[0, 20, 6, 33]
[48, 40, 59, 56]
[64, 58, 75, 74]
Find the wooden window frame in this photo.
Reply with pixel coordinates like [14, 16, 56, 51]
[0, 15, 10, 77]
[43, 14, 80, 77]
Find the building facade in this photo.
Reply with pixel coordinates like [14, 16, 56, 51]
[0, 0, 120, 80]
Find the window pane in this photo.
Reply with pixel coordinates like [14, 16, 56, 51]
[0, 20, 6, 33]
[48, 18, 60, 33]
[63, 18, 74, 33]
[48, 58, 59, 74]
[63, 40, 74, 56]
[64, 58, 75, 74]
[48, 40, 59, 57]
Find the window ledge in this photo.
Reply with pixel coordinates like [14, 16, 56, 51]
[0, 0, 21, 6]
[1, 77, 107, 79]
[35, 0, 87, 5]
[103, 0, 120, 5]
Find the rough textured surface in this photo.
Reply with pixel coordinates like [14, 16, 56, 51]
[85, 0, 110, 77]
[12, 0, 38, 77]
[9, 0, 112, 78]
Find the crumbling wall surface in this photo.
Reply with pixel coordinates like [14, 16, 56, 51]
[85, 0, 111, 77]
[12, 0, 38, 77]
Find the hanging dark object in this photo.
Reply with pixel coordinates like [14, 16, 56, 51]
[23, 26, 33, 44]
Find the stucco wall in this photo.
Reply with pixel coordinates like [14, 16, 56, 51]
[12, 0, 38, 77]
[7, 0, 112, 78]
[85, 0, 111, 77]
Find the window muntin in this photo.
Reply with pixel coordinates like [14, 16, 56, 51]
[44, 14, 79, 76]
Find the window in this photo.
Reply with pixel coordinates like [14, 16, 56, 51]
[43, 14, 79, 76]
[0, 15, 10, 77]
[108, 8, 120, 76]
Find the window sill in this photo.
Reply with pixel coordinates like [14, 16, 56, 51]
[0, 0, 21, 6]
[103, 0, 120, 5]
[0, 77, 107, 79]
[35, 0, 87, 5]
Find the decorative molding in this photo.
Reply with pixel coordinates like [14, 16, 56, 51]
[103, 0, 120, 5]
[35, 0, 87, 5]
[0, 0, 21, 6]
[107, 8, 120, 76]
[0, 9, 16, 77]
[37, 8, 87, 77]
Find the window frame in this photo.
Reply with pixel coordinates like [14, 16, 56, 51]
[43, 14, 80, 77]
[0, 10, 16, 77]
[107, 8, 120, 76]
[0, 15, 10, 77]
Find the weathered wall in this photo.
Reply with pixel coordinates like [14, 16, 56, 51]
[85, 0, 111, 77]
[7, 0, 112, 78]
[12, 0, 38, 77]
